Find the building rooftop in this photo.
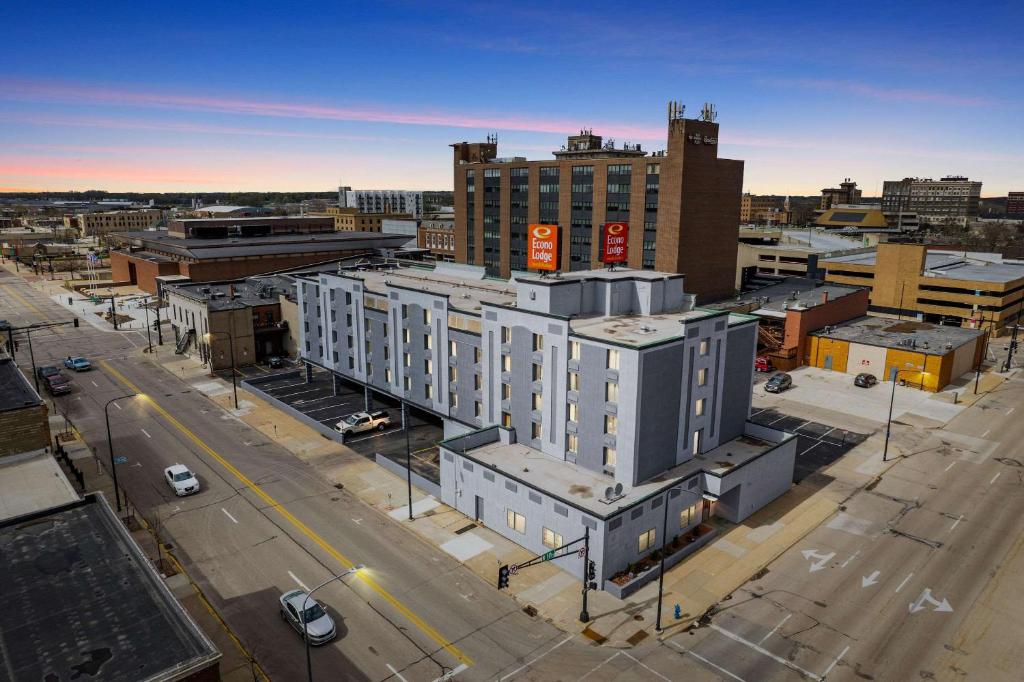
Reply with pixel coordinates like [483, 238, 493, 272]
[113, 230, 413, 261]
[709, 277, 865, 317]
[0, 357, 43, 412]
[169, 275, 296, 311]
[568, 308, 739, 347]
[0, 494, 220, 681]
[823, 250, 1024, 284]
[444, 424, 789, 519]
[0, 450, 79, 521]
[810, 316, 983, 353]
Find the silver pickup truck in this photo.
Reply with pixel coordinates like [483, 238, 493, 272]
[336, 410, 391, 438]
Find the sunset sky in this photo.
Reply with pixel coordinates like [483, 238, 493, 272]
[1, 1, 1020, 195]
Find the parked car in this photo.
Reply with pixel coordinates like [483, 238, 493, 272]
[36, 365, 63, 381]
[335, 410, 391, 437]
[44, 373, 72, 396]
[854, 373, 878, 388]
[764, 373, 793, 393]
[754, 356, 774, 373]
[164, 464, 200, 496]
[265, 355, 284, 369]
[279, 589, 337, 645]
[63, 356, 92, 372]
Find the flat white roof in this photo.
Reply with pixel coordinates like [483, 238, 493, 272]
[0, 450, 78, 521]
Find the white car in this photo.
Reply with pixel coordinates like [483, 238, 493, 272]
[164, 464, 200, 496]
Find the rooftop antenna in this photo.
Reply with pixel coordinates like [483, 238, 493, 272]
[700, 103, 718, 122]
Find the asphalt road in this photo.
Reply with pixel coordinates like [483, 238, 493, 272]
[4, 267, 1022, 682]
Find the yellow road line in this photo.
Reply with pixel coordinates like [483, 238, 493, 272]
[100, 359, 472, 667]
[1, 279, 53, 320]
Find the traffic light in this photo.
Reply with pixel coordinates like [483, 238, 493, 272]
[587, 560, 596, 582]
[498, 564, 510, 589]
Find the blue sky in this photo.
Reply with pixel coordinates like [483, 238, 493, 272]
[1, 1, 1020, 195]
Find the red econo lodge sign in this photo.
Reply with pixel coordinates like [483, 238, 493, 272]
[527, 224, 560, 271]
[601, 222, 629, 263]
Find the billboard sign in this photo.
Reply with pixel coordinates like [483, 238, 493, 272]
[527, 224, 560, 271]
[601, 222, 629, 264]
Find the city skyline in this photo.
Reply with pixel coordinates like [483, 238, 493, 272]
[1, 1, 1021, 195]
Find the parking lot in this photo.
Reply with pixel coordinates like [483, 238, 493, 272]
[247, 368, 443, 482]
[749, 406, 868, 482]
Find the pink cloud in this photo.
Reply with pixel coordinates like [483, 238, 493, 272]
[764, 78, 989, 107]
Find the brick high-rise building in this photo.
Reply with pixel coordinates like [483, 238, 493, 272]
[451, 102, 744, 302]
[820, 179, 861, 210]
[881, 176, 982, 226]
[1006, 191, 1024, 216]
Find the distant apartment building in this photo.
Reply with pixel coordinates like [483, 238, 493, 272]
[296, 262, 796, 586]
[820, 179, 862, 210]
[418, 213, 456, 261]
[881, 176, 982, 226]
[338, 188, 423, 218]
[740, 194, 788, 224]
[1007, 192, 1024, 216]
[452, 102, 745, 303]
[822, 243, 1024, 335]
[314, 206, 413, 232]
[63, 209, 162, 237]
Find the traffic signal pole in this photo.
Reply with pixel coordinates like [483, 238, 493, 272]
[580, 526, 591, 623]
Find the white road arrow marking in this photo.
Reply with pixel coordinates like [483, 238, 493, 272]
[861, 570, 880, 588]
[801, 549, 835, 573]
[909, 588, 953, 614]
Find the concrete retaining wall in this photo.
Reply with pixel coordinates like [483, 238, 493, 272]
[374, 454, 441, 498]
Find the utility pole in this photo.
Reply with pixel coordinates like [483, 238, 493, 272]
[654, 488, 671, 632]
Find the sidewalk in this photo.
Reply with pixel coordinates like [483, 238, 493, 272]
[50, 417, 267, 681]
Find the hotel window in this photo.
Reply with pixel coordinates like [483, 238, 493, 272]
[501, 326, 511, 343]
[474, 374, 482, 390]
[502, 412, 511, 426]
[502, 355, 511, 372]
[604, 446, 617, 468]
[475, 401, 482, 417]
[449, 366, 457, 382]
[424, 335, 432, 350]
[568, 372, 580, 391]
[531, 421, 542, 440]
[474, 347, 482, 363]
[449, 340, 457, 356]
[403, 328, 410, 344]
[404, 353, 411, 367]
[605, 382, 618, 403]
[607, 349, 620, 370]
[567, 433, 578, 454]
[502, 383, 511, 400]
[638, 528, 656, 553]
[450, 392, 458, 408]
[423, 309, 432, 325]
[698, 368, 707, 386]
[567, 402, 579, 422]
[605, 414, 617, 435]
[385, 368, 392, 383]
[692, 429, 702, 454]
[680, 504, 699, 528]
[532, 363, 543, 381]
[695, 398, 705, 416]
[532, 393, 543, 410]
[532, 333, 544, 351]
[699, 339, 709, 356]
[404, 376, 411, 390]
[542, 527, 563, 549]
[425, 384, 433, 400]
[569, 341, 581, 360]
[506, 510, 526, 534]
[424, 358, 433, 374]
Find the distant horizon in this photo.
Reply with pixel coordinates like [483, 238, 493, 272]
[2, 2, 1020, 195]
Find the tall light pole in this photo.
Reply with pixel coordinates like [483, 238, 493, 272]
[303, 565, 363, 682]
[655, 486, 700, 632]
[205, 330, 238, 409]
[882, 368, 923, 462]
[104, 393, 137, 512]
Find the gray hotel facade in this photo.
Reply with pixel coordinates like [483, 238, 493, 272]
[296, 262, 795, 587]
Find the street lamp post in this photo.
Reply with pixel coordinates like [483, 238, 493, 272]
[205, 330, 239, 409]
[104, 393, 137, 512]
[303, 565, 363, 682]
[655, 486, 700, 632]
[882, 368, 921, 462]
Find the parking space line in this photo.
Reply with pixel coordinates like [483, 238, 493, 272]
[140, 428, 151, 439]
[666, 642, 746, 682]
[894, 572, 913, 593]
[949, 515, 964, 532]
[620, 652, 671, 681]
[990, 472, 1002, 485]
[386, 663, 409, 682]
[820, 645, 849, 679]
[222, 508, 239, 524]
[498, 634, 574, 681]
[288, 570, 310, 592]
[944, 461, 956, 472]
[799, 441, 824, 457]
[708, 624, 819, 680]
[757, 613, 791, 645]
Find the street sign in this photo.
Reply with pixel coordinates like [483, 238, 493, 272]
[509, 564, 519, 575]
[114, 456, 128, 465]
[543, 550, 555, 561]
[577, 546, 586, 558]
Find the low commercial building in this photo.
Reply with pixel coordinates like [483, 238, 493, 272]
[822, 243, 1024, 335]
[740, 194, 788, 224]
[313, 206, 414, 232]
[736, 229, 868, 289]
[805, 317, 984, 391]
[710, 278, 869, 370]
[108, 230, 412, 294]
[0, 494, 221, 680]
[168, 215, 335, 239]
[0, 356, 51, 458]
[418, 212, 456, 261]
[813, 204, 920, 234]
[296, 263, 796, 586]
[63, 208, 163, 237]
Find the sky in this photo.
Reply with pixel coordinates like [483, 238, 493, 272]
[1, 1, 1021, 195]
